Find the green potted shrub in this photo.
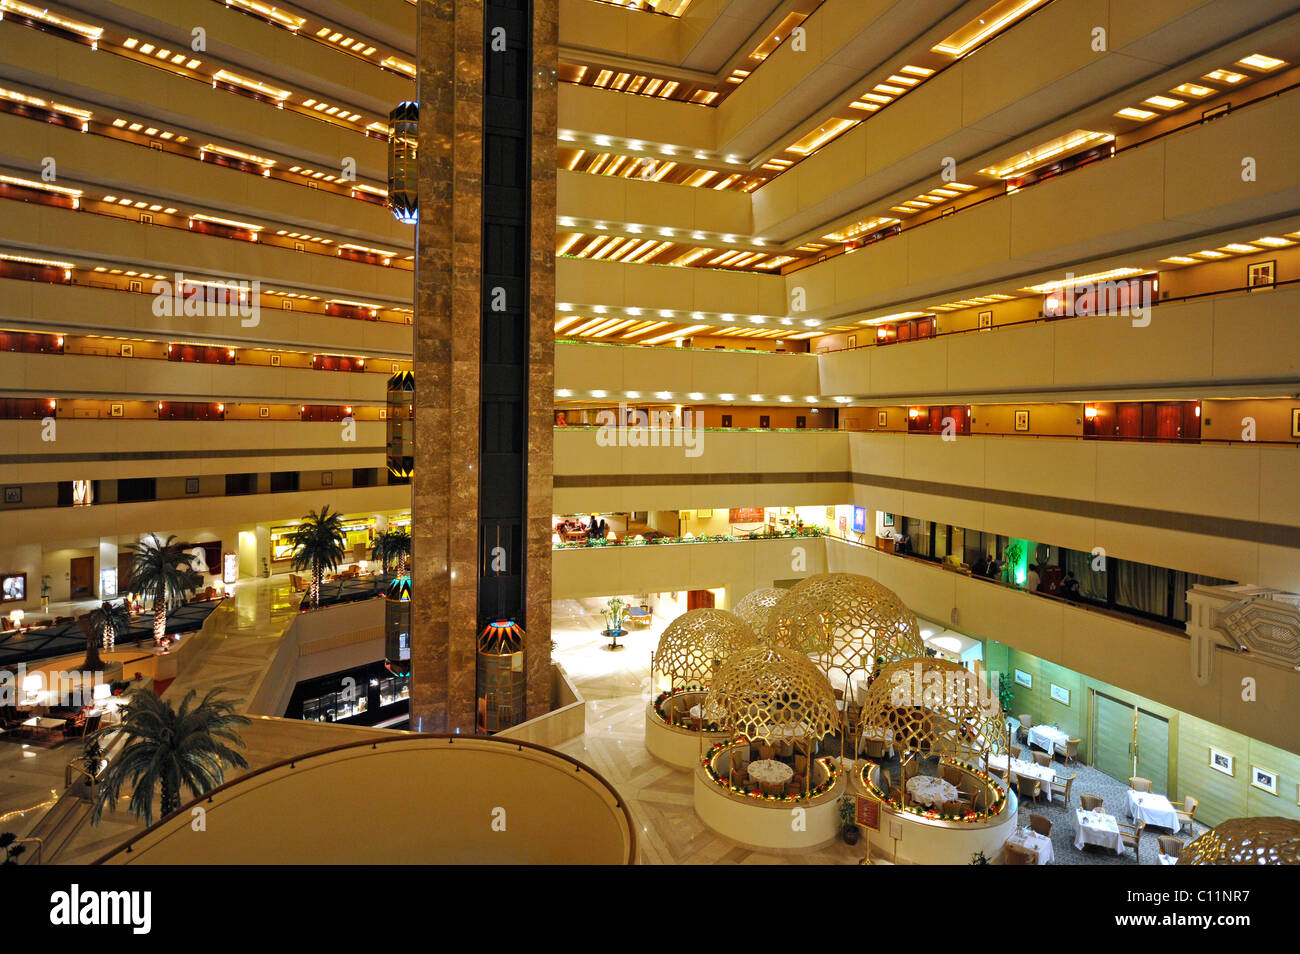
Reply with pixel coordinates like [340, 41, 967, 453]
[838, 795, 860, 845]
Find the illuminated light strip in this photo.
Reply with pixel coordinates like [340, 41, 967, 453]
[0, 0, 103, 40]
[590, 319, 636, 337]
[0, 86, 95, 122]
[0, 250, 75, 268]
[381, 56, 416, 76]
[579, 318, 623, 336]
[352, 184, 387, 198]
[569, 317, 607, 335]
[858, 310, 927, 326]
[629, 241, 671, 263]
[1021, 267, 1147, 293]
[554, 316, 582, 333]
[576, 236, 607, 258]
[566, 149, 586, 171]
[754, 256, 794, 269]
[200, 143, 277, 167]
[978, 130, 1113, 178]
[671, 248, 713, 267]
[650, 161, 676, 181]
[787, 118, 856, 155]
[591, 238, 632, 261]
[621, 321, 668, 339]
[0, 174, 83, 198]
[338, 243, 398, 257]
[931, 0, 1051, 56]
[556, 233, 583, 255]
[327, 299, 383, 310]
[189, 212, 264, 231]
[224, 0, 304, 29]
[644, 324, 708, 345]
[213, 69, 292, 101]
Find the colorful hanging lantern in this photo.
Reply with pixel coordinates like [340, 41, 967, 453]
[387, 101, 418, 225]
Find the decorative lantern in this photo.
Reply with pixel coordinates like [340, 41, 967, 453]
[386, 370, 414, 478]
[477, 619, 526, 733]
[387, 101, 418, 225]
[384, 576, 411, 677]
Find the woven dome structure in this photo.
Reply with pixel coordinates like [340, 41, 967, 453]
[652, 609, 757, 691]
[1178, 817, 1300, 865]
[732, 587, 785, 640]
[708, 645, 839, 745]
[857, 656, 1008, 765]
[768, 573, 924, 696]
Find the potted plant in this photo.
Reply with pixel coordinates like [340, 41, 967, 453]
[969, 850, 991, 865]
[838, 795, 860, 845]
[637, 592, 650, 612]
[601, 597, 627, 648]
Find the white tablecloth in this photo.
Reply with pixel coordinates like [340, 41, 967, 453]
[906, 776, 959, 808]
[1005, 827, 1054, 865]
[988, 754, 1056, 793]
[689, 703, 723, 721]
[1027, 724, 1069, 755]
[1158, 853, 1179, 865]
[1074, 809, 1122, 853]
[748, 759, 793, 787]
[1128, 790, 1180, 830]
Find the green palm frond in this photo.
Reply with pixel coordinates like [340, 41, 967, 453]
[289, 505, 348, 574]
[90, 688, 250, 828]
[128, 534, 198, 612]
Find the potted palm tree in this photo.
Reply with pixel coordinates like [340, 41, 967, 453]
[371, 527, 412, 576]
[289, 505, 347, 609]
[128, 534, 198, 646]
[90, 688, 249, 827]
[82, 600, 130, 671]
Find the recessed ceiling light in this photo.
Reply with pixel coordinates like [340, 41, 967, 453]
[1172, 83, 1215, 98]
[1193, 249, 1227, 258]
[1142, 95, 1185, 109]
[1253, 236, 1292, 247]
[1236, 54, 1286, 71]
[1161, 256, 1197, 264]
[1115, 107, 1157, 121]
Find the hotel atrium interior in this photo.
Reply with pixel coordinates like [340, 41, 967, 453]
[2, 0, 1300, 880]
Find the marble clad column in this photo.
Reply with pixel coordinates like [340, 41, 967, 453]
[412, 0, 483, 734]
[526, 0, 557, 720]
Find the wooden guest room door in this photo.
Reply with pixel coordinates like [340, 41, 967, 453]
[687, 589, 716, 610]
[69, 555, 94, 599]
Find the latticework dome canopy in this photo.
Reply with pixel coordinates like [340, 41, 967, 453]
[768, 573, 924, 691]
[708, 645, 839, 745]
[857, 656, 1007, 764]
[732, 587, 785, 640]
[1178, 817, 1300, 865]
[652, 609, 757, 689]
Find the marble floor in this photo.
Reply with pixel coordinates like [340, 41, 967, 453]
[549, 597, 862, 865]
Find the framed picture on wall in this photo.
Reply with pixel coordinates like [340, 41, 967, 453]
[1014, 669, 1032, 688]
[1291, 408, 1300, 439]
[3, 487, 20, 504]
[270, 353, 281, 367]
[110, 403, 124, 418]
[978, 310, 993, 330]
[1209, 748, 1234, 777]
[1251, 765, 1278, 795]
[185, 477, 199, 494]
[321, 472, 333, 487]
[877, 410, 887, 427]
[1247, 260, 1276, 290]
[825, 506, 835, 520]
[882, 513, 894, 527]
[259, 406, 270, 418]
[847, 334, 857, 349]
[1014, 409, 1030, 431]
[697, 509, 712, 519]
[120, 343, 134, 358]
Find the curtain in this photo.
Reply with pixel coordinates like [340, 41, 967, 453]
[1116, 561, 1168, 616]
[1062, 549, 1107, 601]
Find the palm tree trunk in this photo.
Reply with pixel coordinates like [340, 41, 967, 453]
[153, 598, 166, 645]
[84, 629, 102, 672]
[160, 777, 180, 818]
[311, 564, 322, 608]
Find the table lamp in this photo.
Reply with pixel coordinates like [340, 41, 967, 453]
[93, 682, 111, 704]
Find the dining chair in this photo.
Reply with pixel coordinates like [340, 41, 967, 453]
[863, 738, 886, 760]
[1008, 744, 1023, 760]
[1117, 819, 1145, 858]
[941, 764, 963, 787]
[1172, 795, 1198, 831]
[1050, 772, 1075, 807]
[1129, 776, 1153, 792]
[1017, 714, 1033, 744]
[1061, 738, 1081, 765]
[1028, 813, 1052, 837]
[757, 743, 776, 761]
[1033, 751, 1053, 768]
[902, 760, 920, 781]
[1080, 793, 1104, 812]
[1016, 773, 1042, 807]
[1157, 835, 1184, 858]
[941, 800, 965, 815]
[1004, 842, 1037, 865]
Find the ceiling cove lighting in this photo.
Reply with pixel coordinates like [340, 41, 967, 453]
[0, 0, 103, 42]
[1236, 54, 1286, 71]
[200, 144, 277, 168]
[979, 130, 1113, 178]
[0, 174, 84, 202]
[212, 70, 291, 101]
[188, 212, 264, 232]
[381, 56, 416, 77]
[930, 0, 1051, 57]
[1021, 267, 1147, 293]
[1114, 107, 1157, 121]
[224, 0, 305, 29]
